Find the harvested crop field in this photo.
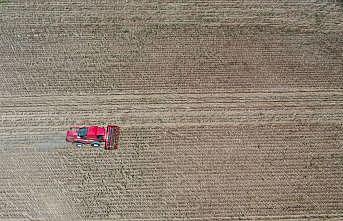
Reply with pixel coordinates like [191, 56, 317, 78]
[0, 0, 343, 220]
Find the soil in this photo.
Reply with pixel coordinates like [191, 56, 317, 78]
[0, 1, 342, 220]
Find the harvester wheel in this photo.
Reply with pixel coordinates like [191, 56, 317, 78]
[91, 142, 101, 148]
[75, 143, 85, 148]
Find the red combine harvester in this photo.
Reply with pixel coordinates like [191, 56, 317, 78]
[66, 125, 120, 149]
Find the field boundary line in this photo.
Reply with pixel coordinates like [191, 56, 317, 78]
[0, 88, 342, 99]
[84, 213, 343, 221]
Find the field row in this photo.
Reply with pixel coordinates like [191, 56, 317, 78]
[2, 0, 342, 28]
[1, 119, 341, 150]
[0, 91, 341, 148]
[1, 20, 342, 97]
[0, 92, 341, 140]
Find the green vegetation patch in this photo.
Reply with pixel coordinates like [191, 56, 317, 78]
[0, 0, 8, 7]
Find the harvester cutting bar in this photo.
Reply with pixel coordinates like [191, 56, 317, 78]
[105, 125, 120, 150]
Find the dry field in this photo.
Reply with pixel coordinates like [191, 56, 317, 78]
[0, 0, 343, 220]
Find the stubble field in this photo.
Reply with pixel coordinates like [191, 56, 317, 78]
[0, 1, 342, 220]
